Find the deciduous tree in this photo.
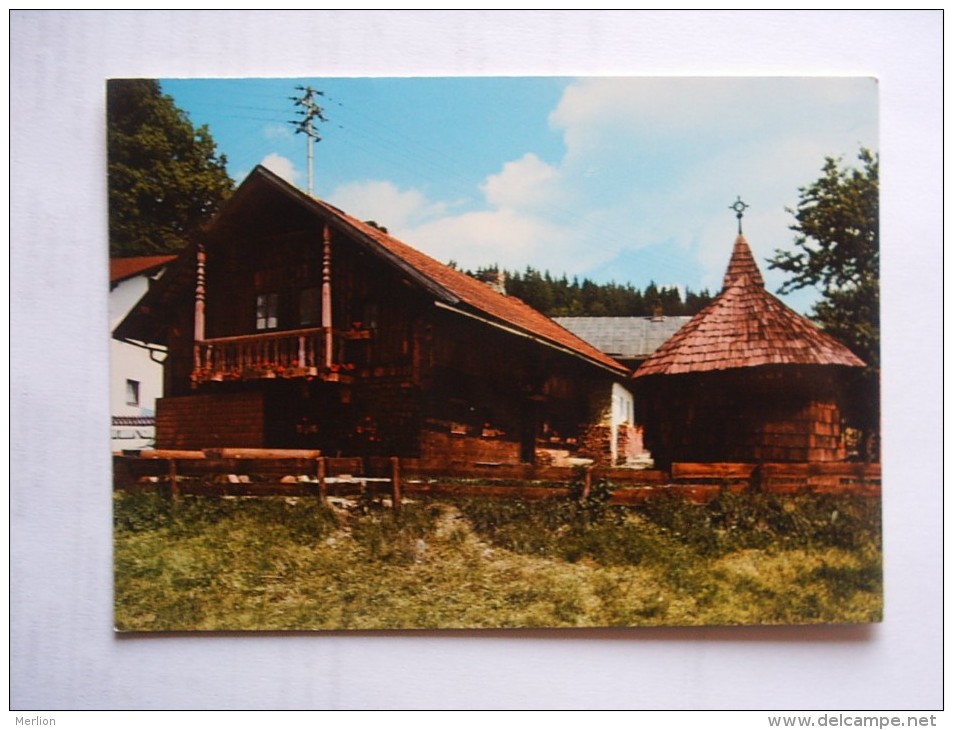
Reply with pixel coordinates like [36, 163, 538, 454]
[108, 79, 233, 256]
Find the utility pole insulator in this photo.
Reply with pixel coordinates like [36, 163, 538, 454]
[290, 85, 327, 195]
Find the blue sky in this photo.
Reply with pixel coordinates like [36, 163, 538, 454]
[161, 76, 878, 313]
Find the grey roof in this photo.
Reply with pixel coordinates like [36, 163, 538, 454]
[553, 316, 692, 361]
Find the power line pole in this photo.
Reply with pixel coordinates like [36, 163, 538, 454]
[290, 85, 327, 195]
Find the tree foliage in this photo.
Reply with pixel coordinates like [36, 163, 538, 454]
[768, 148, 880, 453]
[469, 265, 712, 318]
[769, 148, 879, 369]
[108, 79, 234, 256]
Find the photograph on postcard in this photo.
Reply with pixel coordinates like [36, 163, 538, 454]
[109, 77, 881, 631]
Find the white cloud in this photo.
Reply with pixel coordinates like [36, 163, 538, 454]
[328, 180, 447, 230]
[261, 153, 300, 185]
[406, 208, 574, 273]
[318, 78, 876, 311]
[326, 176, 594, 275]
[480, 153, 562, 211]
[551, 77, 876, 158]
[543, 77, 878, 302]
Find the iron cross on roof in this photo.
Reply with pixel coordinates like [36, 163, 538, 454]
[730, 196, 749, 234]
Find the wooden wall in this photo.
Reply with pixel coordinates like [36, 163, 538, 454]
[202, 215, 430, 374]
[156, 391, 265, 449]
[419, 429, 520, 468]
[636, 366, 853, 466]
[756, 400, 845, 462]
[161, 202, 621, 465]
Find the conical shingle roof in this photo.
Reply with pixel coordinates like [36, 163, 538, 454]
[633, 235, 865, 377]
[722, 234, 764, 289]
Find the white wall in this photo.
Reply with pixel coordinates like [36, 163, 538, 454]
[609, 381, 634, 464]
[109, 274, 166, 450]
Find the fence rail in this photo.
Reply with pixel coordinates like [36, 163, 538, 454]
[113, 453, 881, 507]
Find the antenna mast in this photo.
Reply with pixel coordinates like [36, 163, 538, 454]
[290, 85, 327, 195]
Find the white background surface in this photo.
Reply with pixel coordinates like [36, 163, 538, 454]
[9, 10, 943, 711]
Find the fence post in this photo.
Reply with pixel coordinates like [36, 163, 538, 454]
[391, 457, 401, 512]
[316, 456, 327, 504]
[749, 462, 764, 494]
[581, 465, 593, 500]
[169, 458, 180, 501]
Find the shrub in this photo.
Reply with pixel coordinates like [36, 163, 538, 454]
[113, 491, 176, 532]
[568, 477, 622, 528]
[634, 491, 882, 555]
[113, 492, 338, 543]
[456, 489, 881, 570]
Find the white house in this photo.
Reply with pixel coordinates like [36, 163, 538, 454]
[109, 255, 175, 452]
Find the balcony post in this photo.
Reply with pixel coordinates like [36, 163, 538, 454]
[193, 243, 206, 370]
[322, 223, 333, 369]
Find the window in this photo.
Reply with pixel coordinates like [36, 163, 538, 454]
[256, 293, 278, 330]
[125, 379, 140, 407]
[362, 300, 379, 329]
[299, 287, 321, 326]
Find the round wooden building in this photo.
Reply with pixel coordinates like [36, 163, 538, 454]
[632, 232, 865, 467]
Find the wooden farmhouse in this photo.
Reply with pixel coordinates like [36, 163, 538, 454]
[632, 233, 866, 468]
[113, 166, 641, 468]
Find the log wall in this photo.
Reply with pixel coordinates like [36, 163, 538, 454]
[156, 391, 265, 449]
[419, 429, 520, 468]
[636, 367, 854, 467]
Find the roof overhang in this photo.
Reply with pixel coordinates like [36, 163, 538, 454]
[435, 301, 629, 377]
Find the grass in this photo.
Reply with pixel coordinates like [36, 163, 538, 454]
[113, 487, 882, 631]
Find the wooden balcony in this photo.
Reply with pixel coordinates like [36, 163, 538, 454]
[190, 327, 369, 386]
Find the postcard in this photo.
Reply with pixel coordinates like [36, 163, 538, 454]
[109, 77, 881, 631]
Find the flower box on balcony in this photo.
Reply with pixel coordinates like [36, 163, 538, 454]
[323, 371, 354, 384]
[279, 366, 315, 379]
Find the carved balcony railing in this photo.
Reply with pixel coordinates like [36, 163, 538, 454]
[190, 327, 370, 386]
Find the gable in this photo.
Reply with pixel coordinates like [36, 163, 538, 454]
[114, 166, 629, 377]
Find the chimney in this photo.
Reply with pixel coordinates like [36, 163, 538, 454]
[478, 270, 506, 295]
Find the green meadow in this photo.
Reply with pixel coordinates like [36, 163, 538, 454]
[114, 487, 882, 631]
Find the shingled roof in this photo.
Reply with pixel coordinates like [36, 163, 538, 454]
[109, 255, 176, 286]
[553, 316, 691, 363]
[633, 234, 865, 377]
[238, 168, 627, 375]
[311, 198, 628, 373]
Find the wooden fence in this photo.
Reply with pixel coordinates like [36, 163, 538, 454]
[113, 451, 881, 508]
[114, 450, 403, 508]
